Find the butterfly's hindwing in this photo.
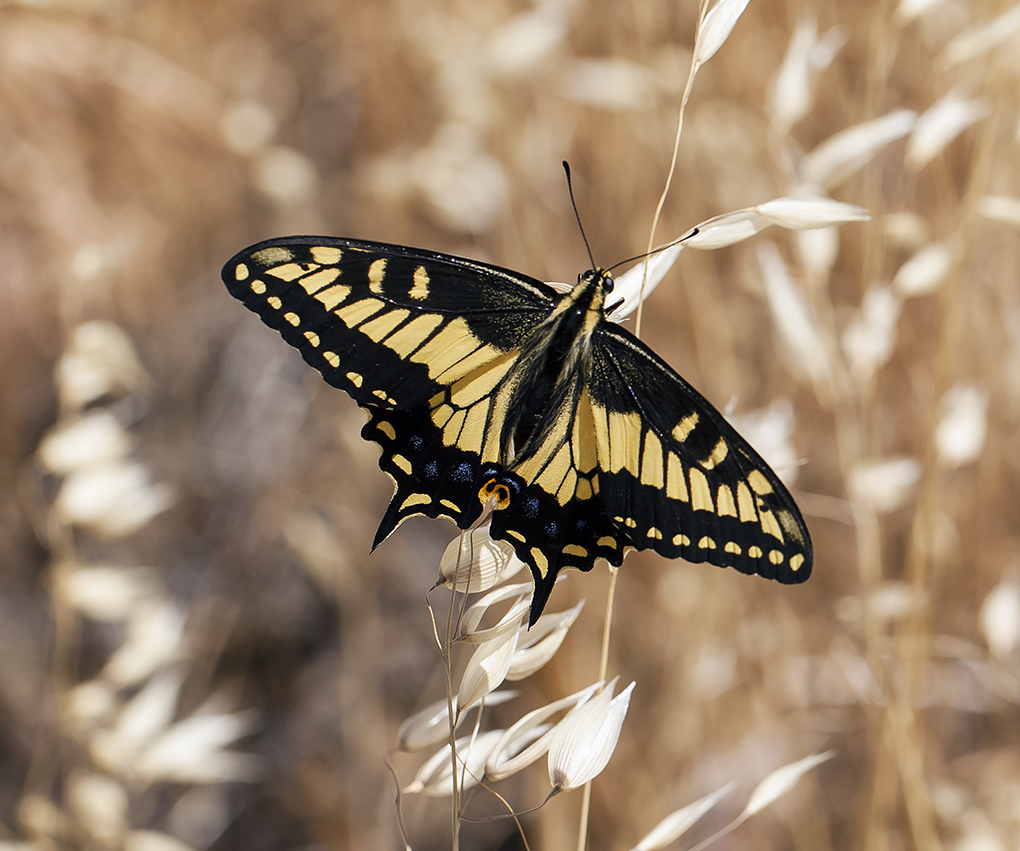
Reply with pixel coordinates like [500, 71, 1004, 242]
[587, 325, 812, 583]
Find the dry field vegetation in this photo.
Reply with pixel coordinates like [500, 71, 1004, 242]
[2, 0, 1019, 849]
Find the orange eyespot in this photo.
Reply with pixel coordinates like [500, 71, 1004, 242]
[479, 478, 512, 510]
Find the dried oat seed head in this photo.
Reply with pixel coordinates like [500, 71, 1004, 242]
[486, 683, 601, 781]
[457, 629, 520, 708]
[906, 91, 989, 171]
[506, 600, 585, 680]
[484, 4, 568, 78]
[756, 196, 870, 229]
[38, 411, 133, 475]
[68, 772, 128, 847]
[757, 242, 833, 389]
[977, 196, 1020, 228]
[458, 581, 532, 643]
[695, 0, 752, 65]
[404, 730, 506, 796]
[943, 4, 1020, 66]
[57, 321, 152, 410]
[979, 578, 1020, 660]
[54, 461, 174, 537]
[684, 210, 771, 249]
[630, 782, 737, 851]
[841, 286, 902, 385]
[559, 58, 657, 110]
[134, 710, 262, 784]
[768, 18, 848, 132]
[56, 564, 157, 622]
[742, 751, 835, 815]
[397, 690, 517, 752]
[548, 678, 634, 791]
[849, 457, 922, 513]
[102, 600, 186, 687]
[611, 243, 686, 319]
[124, 830, 197, 851]
[935, 383, 988, 467]
[804, 110, 916, 187]
[438, 525, 523, 593]
[893, 242, 952, 297]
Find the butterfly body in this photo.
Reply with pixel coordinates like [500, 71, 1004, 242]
[224, 236, 812, 623]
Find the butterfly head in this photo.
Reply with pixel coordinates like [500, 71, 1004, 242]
[578, 267, 615, 295]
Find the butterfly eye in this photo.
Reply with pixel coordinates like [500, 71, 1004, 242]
[602, 271, 615, 294]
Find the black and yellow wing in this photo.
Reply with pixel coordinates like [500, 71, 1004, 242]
[586, 323, 812, 580]
[223, 237, 812, 625]
[223, 236, 555, 537]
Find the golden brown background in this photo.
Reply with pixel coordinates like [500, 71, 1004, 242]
[1, 0, 1018, 849]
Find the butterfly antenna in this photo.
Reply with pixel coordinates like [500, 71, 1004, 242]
[605, 226, 700, 274]
[562, 161, 597, 270]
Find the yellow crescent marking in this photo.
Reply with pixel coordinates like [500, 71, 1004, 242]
[563, 544, 588, 557]
[284, 312, 300, 326]
[440, 499, 460, 512]
[392, 454, 412, 474]
[673, 534, 691, 546]
[530, 547, 549, 577]
[376, 421, 396, 439]
[506, 530, 526, 542]
[724, 542, 741, 555]
[597, 536, 617, 548]
[748, 545, 763, 558]
[646, 527, 662, 540]
[401, 493, 431, 509]
[323, 352, 339, 367]
[789, 554, 805, 571]
[310, 246, 342, 264]
[769, 550, 784, 565]
[346, 372, 363, 387]
[267, 296, 282, 309]
[672, 412, 699, 442]
[698, 536, 717, 549]
[304, 331, 320, 346]
[250, 279, 266, 294]
[235, 263, 249, 281]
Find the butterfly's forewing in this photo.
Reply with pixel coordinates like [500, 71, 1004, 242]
[586, 323, 813, 583]
[223, 236, 557, 534]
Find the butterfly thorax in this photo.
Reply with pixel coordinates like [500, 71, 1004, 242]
[499, 268, 612, 464]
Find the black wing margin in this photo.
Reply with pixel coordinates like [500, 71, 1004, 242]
[587, 324, 813, 584]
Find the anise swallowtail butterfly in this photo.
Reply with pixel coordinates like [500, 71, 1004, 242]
[223, 236, 812, 624]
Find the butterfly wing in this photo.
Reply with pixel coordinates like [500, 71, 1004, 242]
[222, 236, 557, 535]
[586, 322, 813, 583]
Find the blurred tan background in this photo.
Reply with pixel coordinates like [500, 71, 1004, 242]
[1, 0, 1018, 849]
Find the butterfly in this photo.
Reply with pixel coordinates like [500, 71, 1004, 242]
[223, 236, 812, 624]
